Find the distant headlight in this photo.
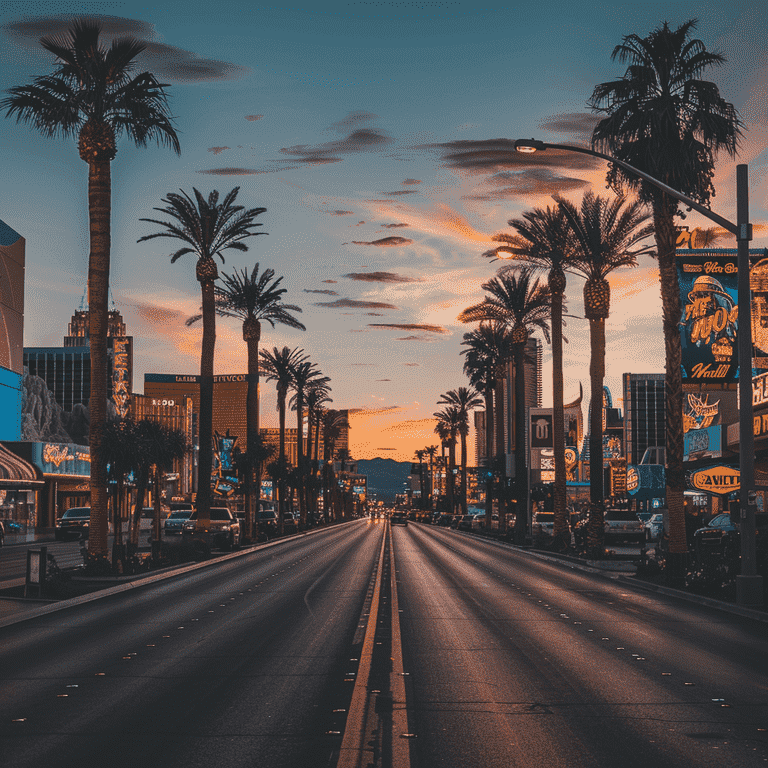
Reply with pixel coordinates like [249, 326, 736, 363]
[83, 522, 89, 527]
[220, 524, 231, 531]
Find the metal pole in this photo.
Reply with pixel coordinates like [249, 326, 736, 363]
[735, 164, 763, 607]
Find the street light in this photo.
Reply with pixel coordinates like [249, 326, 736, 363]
[514, 139, 762, 607]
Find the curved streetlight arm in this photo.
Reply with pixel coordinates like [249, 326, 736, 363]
[514, 140, 740, 237]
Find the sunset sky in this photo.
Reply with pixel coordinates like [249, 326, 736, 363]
[2, 1, 767, 461]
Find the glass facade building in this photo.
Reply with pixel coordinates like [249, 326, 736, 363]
[622, 373, 666, 466]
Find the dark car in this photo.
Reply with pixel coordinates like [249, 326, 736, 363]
[256, 509, 279, 536]
[55, 507, 91, 540]
[182, 507, 241, 550]
[694, 512, 768, 560]
[163, 508, 194, 536]
[436, 514, 453, 527]
[281, 512, 299, 533]
[390, 513, 408, 526]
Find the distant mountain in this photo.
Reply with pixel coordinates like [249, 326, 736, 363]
[356, 457, 413, 503]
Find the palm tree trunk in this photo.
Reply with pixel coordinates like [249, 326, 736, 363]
[495, 371, 506, 532]
[297, 400, 306, 526]
[654, 197, 687, 582]
[277, 386, 287, 534]
[587, 316, 606, 554]
[513, 343, 528, 543]
[551, 288, 569, 548]
[481, 379, 494, 527]
[245, 328, 260, 541]
[197, 275, 215, 527]
[460, 431, 468, 515]
[86, 158, 111, 562]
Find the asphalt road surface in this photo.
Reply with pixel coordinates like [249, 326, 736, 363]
[1, 519, 766, 768]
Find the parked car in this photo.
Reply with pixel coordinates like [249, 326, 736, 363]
[163, 508, 194, 537]
[532, 511, 555, 539]
[693, 512, 768, 561]
[55, 507, 91, 540]
[457, 514, 479, 531]
[603, 507, 645, 544]
[256, 509, 279, 536]
[390, 512, 408, 526]
[182, 507, 241, 550]
[281, 512, 299, 533]
[436, 514, 453, 527]
[644, 512, 665, 542]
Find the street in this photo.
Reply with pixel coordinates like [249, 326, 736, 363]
[0, 519, 766, 767]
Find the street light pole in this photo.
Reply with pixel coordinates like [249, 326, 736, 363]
[514, 140, 762, 606]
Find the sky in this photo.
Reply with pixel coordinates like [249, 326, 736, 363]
[2, 1, 767, 462]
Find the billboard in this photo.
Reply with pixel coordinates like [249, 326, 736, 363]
[677, 249, 768, 388]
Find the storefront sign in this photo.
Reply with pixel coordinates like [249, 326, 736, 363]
[112, 337, 131, 418]
[689, 465, 740, 496]
[35, 442, 90, 477]
[683, 425, 723, 461]
[754, 371, 768, 407]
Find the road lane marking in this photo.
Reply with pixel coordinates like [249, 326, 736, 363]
[337, 524, 387, 768]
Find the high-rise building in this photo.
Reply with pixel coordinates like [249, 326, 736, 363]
[24, 306, 133, 416]
[0, 219, 25, 440]
[622, 373, 666, 466]
[503, 336, 542, 455]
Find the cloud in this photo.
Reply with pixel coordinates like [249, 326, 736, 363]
[402, 362, 420, 366]
[396, 335, 440, 341]
[351, 363, 375, 366]
[466, 168, 591, 199]
[538, 112, 600, 142]
[367, 312, 384, 316]
[376, 378, 392, 381]
[3, 16, 250, 82]
[207, 147, 230, 155]
[376, 447, 398, 451]
[343, 271, 422, 284]
[280, 121, 392, 165]
[315, 298, 399, 310]
[326, 210, 354, 216]
[351, 237, 414, 247]
[369, 323, 448, 334]
[304, 288, 338, 295]
[348, 405, 403, 415]
[403, 179, 421, 185]
[424, 138, 601, 174]
[381, 190, 417, 196]
[245, 115, 264, 121]
[330, 111, 380, 131]
[322, 280, 337, 283]
[381, 223, 410, 228]
[197, 167, 274, 175]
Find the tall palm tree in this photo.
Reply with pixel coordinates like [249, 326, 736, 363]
[461, 322, 514, 526]
[187, 263, 304, 538]
[459, 267, 552, 539]
[321, 409, 348, 520]
[558, 191, 653, 554]
[289, 360, 330, 526]
[485, 205, 578, 547]
[3, 20, 180, 563]
[589, 18, 742, 577]
[305, 381, 332, 516]
[424, 444, 439, 510]
[138, 187, 267, 529]
[434, 408, 460, 514]
[414, 449, 426, 509]
[260, 346, 308, 526]
[437, 388, 483, 515]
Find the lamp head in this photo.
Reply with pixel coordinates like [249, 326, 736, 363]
[514, 139, 547, 153]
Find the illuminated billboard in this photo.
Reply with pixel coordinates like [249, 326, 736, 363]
[0, 219, 25, 375]
[677, 249, 768, 388]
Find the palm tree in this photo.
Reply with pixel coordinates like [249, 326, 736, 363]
[289, 360, 330, 526]
[589, 18, 742, 578]
[484, 206, 578, 547]
[434, 408, 460, 514]
[187, 263, 304, 539]
[321, 409, 348, 520]
[2, 20, 180, 563]
[437, 388, 483, 515]
[459, 267, 552, 539]
[424, 445, 439, 510]
[305, 381, 332, 517]
[558, 191, 653, 554]
[414, 449, 426, 509]
[138, 187, 267, 529]
[260, 346, 308, 527]
[461, 322, 514, 527]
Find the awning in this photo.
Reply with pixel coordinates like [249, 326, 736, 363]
[0, 443, 44, 487]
